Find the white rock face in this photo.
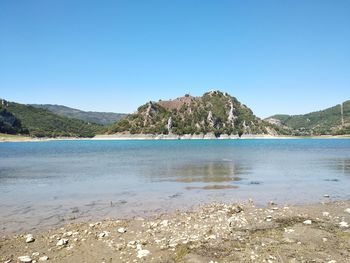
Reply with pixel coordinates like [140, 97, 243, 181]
[303, 220, 312, 225]
[117, 227, 127, 233]
[18, 256, 32, 263]
[56, 238, 68, 246]
[25, 234, 35, 243]
[167, 117, 173, 133]
[207, 111, 215, 127]
[227, 102, 236, 127]
[39, 256, 49, 261]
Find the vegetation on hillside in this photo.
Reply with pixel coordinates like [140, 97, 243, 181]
[31, 104, 127, 125]
[266, 100, 350, 135]
[0, 108, 28, 135]
[109, 91, 281, 136]
[0, 99, 105, 138]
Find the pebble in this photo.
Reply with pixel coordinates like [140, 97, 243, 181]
[339, 221, 349, 228]
[303, 220, 312, 225]
[137, 248, 150, 258]
[117, 227, 127, 233]
[25, 234, 35, 243]
[98, 231, 110, 238]
[18, 256, 32, 263]
[284, 228, 295, 233]
[39, 256, 49, 261]
[322, 212, 330, 217]
[63, 231, 73, 237]
[324, 194, 330, 198]
[56, 238, 68, 246]
[344, 208, 350, 214]
[160, 220, 169, 227]
[32, 252, 39, 257]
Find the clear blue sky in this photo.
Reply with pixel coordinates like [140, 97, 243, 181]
[0, 0, 349, 118]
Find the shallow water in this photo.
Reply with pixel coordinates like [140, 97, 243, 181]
[1, 139, 350, 234]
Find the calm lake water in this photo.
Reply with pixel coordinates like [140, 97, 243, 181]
[1, 139, 350, 234]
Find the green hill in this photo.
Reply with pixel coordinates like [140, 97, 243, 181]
[266, 100, 350, 135]
[109, 91, 282, 136]
[31, 104, 127, 125]
[0, 99, 104, 138]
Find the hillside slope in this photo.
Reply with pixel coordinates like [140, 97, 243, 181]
[266, 100, 350, 135]
[0, 99, 104, 137]
[31, 104, 127, 125]
[109, 91, 282, 136]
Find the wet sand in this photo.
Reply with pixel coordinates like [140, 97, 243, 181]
[1, 200, 350, 263]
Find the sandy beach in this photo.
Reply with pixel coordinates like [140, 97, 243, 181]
[1, 200, 350, 263]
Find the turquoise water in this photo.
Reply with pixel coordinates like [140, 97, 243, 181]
[1, 139, 350, 234]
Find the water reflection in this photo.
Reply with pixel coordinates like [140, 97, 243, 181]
[173, 162, 246, 183]
[326, 159, 350, 175]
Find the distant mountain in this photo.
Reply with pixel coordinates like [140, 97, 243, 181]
[31, 104, 127, 125]
[0, 99, 104, 137]
[109, 91, 282, 136]
[266, 100, 350, 135]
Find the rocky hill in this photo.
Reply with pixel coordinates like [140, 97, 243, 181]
[266, 100, 350, 136]
[31, 104, 127, 125]
[109, 91, 281, 136]
[0, 99, 105, 138]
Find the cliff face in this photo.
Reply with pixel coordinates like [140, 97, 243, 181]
[109, 91, 279, 136]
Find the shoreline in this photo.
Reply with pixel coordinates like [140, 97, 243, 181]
[1, 200, 350, 262]
[1, 133, 350, 143]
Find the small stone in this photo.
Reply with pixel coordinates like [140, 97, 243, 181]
[99, 231, 110, 238]
[327, 260, 336, 263]
[303, 220, 312, 225]
[39, 256, 49, 261]
[63, 231, 73, 237]
[284, 228, 295, 233]
[322, 237, 328, 242]
[339, 221, 349, 228]
[344, 208, 350, 214]
[322, 212, 330, 217]
[18, 256, 32, 263]
[137, 248, 150, 258]
[56, 238, 68, 246]
[324, 194, 330, 198]
[160, 220, 169, 227]
[32, 252, 39, 257]
[117, 227, 127, 233]
[25, 234, 35, 243]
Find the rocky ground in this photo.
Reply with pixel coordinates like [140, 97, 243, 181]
[1, 200, 350, 263]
